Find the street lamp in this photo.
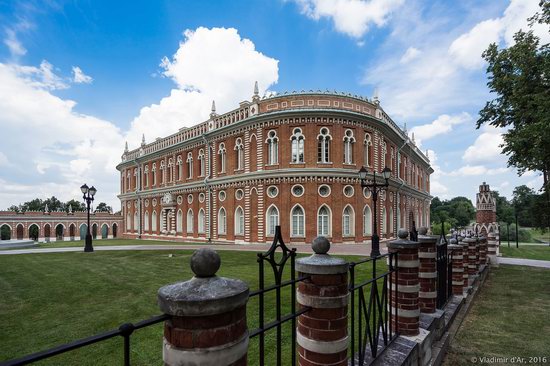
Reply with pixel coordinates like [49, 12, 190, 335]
[359, 166, 392, 258]
[80, 183, 97, 252]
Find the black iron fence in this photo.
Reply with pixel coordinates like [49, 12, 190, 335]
[349, 252, 398, 365]
[248, 226, 311, 366]
[0, 314, 168, 366]
[436, 232, 453, 309]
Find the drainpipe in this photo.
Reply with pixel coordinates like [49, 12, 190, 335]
[202, 134, 212, 243]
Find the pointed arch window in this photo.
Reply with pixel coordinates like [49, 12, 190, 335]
[152, 163, 157, 186]
[363, 205, 372, 235]
[168, 158, 174, 182]
[343, 205, 354, 237]
[218, 143, 226, 173]
[266, 205, 279, 236]
[291, 205, 305, 237]
[144, 211, 149, 232]
[317, 127, 331, 163]
[144, 165, 149, 187]
[235, 138, 244, 170]
[133, 212, 138, 231]
[186, 152, 193, 178]
[364, 133, 372, 167]
[198, 209, 205, 234]
[126, 212, 131, 230]
[389, 207, 394, 234]
[266, 130, 279, 165]
[382, 206, 387, 234]
[176, 209, 183, 233]
[317, 206, 331, 237]
[127, 171, 131, 191]
[235, 207, 244, 235]
[381, 141, 387, 169]
[291, 128, 305, 163]
[186, 209, 193, 233]
[343, 129, 355, 164]
[152, 211, 157, 231]
[198, 149, 205, 177]
[160, 160, 166, 184]
[218, 207, 227, 235]
[133, 168, 138, 189]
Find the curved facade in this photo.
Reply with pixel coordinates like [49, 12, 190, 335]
[117, 89, 433, 244]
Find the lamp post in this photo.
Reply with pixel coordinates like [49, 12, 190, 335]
[515, 209, 519, 249]
[80, 183, 97, 252]
[359, 166, 392, 258]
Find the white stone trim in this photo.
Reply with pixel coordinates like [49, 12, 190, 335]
[296, 330, 349, 354]
[388, 306, 420, 318]
[397, 260, 419, 268]
[418, 291, 437, 298]
[297, 292, 349, 309]
[397, 284, 420, 293]
[418, 252, 436, 259]
[418, 272, 437, 279]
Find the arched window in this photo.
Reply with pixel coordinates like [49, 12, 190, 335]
[382, 207, 387, 235]
[381, 141, 387, 169]
[234, 138, 244, 170]
[290, 128, 305, 163]
[266, 205, 279, 236]
[198, 149, 205, 177]
[218, 143, 226, 173]
[397, 207, 401, 230]
[317, 127, 331, 163]
[160, 160, 166, 184]
[176, 209, 183, 233]
[198, 209, 205, 234]
[363, 205, 372, 235]
[235, 207, 244, 235]
[342, 205, 354, 237]
[317, 205, 331, 237]
[176, 156, 183, 181]
[265, 130, 279, 165]
[152, 163, 157, 186]
[218, 208, 227, 235]
[134, 212, 138, 232]
[343, 129, 355, 164]
[152, 211, 157, 231]
[126, 212, 131, 230]
[133, 169, 138, 189]
[144, 211, 149, 232]
[186, 153, 193, 178]
[144, 165, 149, 187]
[127, 171, 131, 191]
[364, 133, 372, 167]
[291, 205, 305, 237]
[390, 147, 395, 174]
[168, 158, 174, 182]
[186, 209, 193, 233]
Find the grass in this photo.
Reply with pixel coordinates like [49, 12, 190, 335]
[0, 249, 376, 365]
[445, 265, 550, 365]
[528, 228, 550, 243]
[500, 245, 550, 261]
[34, 238, 201, 249]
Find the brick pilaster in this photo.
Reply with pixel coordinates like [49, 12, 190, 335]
[388, 229, 420, 336]
[417, 227, 437, 314]
[158, 249, 249, 366]
[464, 237, 477, 278]
[487, 232, 497, 264]
[296, 237, 349, 366]
[448, 239, 464, 296]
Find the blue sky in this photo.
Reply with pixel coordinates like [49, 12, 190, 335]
[0, 0, 547, 210]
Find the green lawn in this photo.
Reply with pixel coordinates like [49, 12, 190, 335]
[445, 265, 550, 365]
[500, 245, 550, 261]
[35, 238, 200, 248]
[0, 249, 375, 365]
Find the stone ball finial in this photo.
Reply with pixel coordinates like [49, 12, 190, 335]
[398, 228, 408, 239]
[190, 248, 220, 277]
[418, 227, 428, 235]
[312, 236, 330, 254]
[450, 238, 458, 244]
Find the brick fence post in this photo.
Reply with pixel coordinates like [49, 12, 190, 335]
[158, 248, 250, 366]
[296, 237, 349, 366]
[388, 229, 420, 336]
[458, 235, 469, 293]
[464, 236, 478, 280]
[417, 227, 437, 314]
[487, 232, 497, 265]
[478, 235, 487, 267]
[448, 238, 464, 296]
[474, 235, 481, 273]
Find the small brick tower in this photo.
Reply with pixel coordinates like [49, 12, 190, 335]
[475, 182, 497, 235]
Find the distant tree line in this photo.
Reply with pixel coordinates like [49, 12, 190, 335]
[6, 196, 113, 214]
[430, 196, 476, 228]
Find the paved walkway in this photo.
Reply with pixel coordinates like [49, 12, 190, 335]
[498, 257, 550, 269]
[0, 242, 389, 257]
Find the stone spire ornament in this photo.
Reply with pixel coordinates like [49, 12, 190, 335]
[44, 204, 49, 213]
[124, 141, 129, 153]
[373, 87, 380, 104]
[68, 204, 72, 214]
[141, 133, 146, 147]
[210, 100, 217, 118]
[252, 81, 260, 102]
[412, 132, 416, 144]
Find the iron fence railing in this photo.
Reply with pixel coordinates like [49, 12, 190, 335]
[349, 252, 398, 365]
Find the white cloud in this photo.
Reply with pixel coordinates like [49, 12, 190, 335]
[126, 27, 279, 146]
[448, 165, 508, 177]
[72, 66, 93, 84]
[462, 126, 505, 165]
[426, 149, 448, 197]
[400, 47, 421, 64]
[4, 29, 26, 57]
[410, 112, 471, 146]
[0, 62, 123, 210]
[0, 152, 10, 167]
[291, 0, 404, 39]
[448, 19, 502, 69]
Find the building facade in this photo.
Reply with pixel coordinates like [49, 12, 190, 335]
[117, 87, 433, 244]
[0, 210, 122, 242]
[475, 181, 498, 235]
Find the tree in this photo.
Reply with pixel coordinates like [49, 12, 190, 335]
[430, 196, 476, 228]
[512, 185, 537, 227]
[65, 199, 85, 212]
[95, 202, 112, 212]
[477, 3, 550, 195]
[492, 190, 514, 224]
[43, 196, 64, 212]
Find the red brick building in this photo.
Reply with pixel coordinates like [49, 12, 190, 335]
[117, 87, 433, 244]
